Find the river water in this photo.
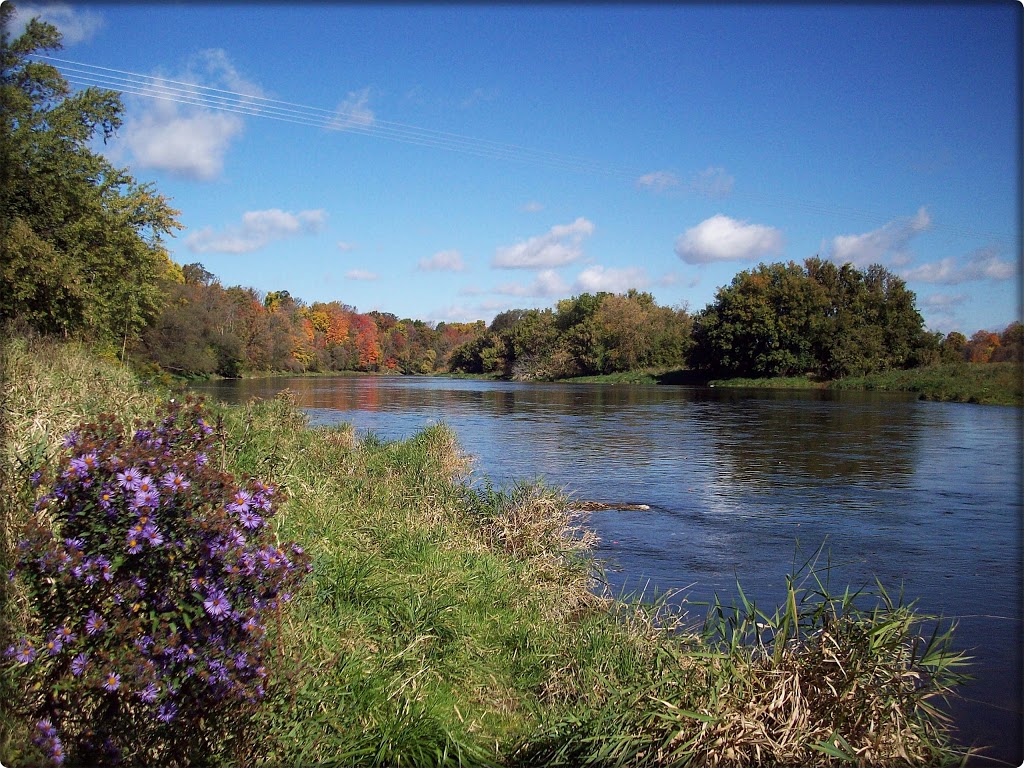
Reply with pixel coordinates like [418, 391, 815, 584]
[192, 375, 1022, 765]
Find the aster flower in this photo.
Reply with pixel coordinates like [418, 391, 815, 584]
[141, 523, 164, 547]
[61, 431, 80, 449]
[71, 652, 89, 676]
[117, 467, 142, 492]
[126, 533, 143, 554]
[135, 475, 156, 495]
[161, 471, 190, 493]
[97, 557, 113, 581]
[103, 671, 121, 691]
[56, 625, 76, 644]
[35, 719, 57, 739]
[194, 452, 208, 467]
[85, 611, 107, 635]
[138, 683, 160, 704]
[203, 589, 231, 618]
[133, 488, 160, 509]
[239, 510, 262, 530]
[98, 486, 116, 510]
[44, 635, 63, 656]
[12, 643, 35, 667]
[157, 702, 178, 723]
[229, 490, 251, 512]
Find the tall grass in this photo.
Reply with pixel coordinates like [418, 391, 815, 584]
[1, 336, 976, 766]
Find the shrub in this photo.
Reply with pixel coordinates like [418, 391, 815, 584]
[4, 397, 310, 766]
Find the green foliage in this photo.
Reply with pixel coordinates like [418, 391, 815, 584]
[448, 291, 692, 381]
[691, 258, 932, 379]
[0, 10, 182, 348]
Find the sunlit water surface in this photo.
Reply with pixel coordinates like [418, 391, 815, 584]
[192, 376, 1022, 765]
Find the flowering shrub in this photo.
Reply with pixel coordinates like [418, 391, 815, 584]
[5, 397, 310, 766]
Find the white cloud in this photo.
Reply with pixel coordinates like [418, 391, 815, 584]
[922, 293, 966, 311]
[346, 269, 378, 281]
[120, 107, 244, 181]
[493, 269, 570, 297]
[674, 214, 784, 264]
[690, 166, 735, 198]
[117, 49, 263, 180]
[337, 241, 357, 252]
[331, 88, 375, 129]
[12, 2, 104, 44]
[419, 250, 466, 272]
[574, 265, 649, 294]
[829, 207, 931, 267]
[521, 201, 544, 213]
[493, 217, 595, 269]
[186, 209, 327, 254]
[901, 246, 1017, 285]
[636, 171, 680, 193]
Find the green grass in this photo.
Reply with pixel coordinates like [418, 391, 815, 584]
[709, 374, 827, 390]
[1, 335, 980, 766]
[831, 362, 1022, 406]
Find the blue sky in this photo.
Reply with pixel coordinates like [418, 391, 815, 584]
[12, 1, 1022, 333]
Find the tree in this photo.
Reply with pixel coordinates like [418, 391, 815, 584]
[691, 259, 928, 378]
[0, 9, 181, 349]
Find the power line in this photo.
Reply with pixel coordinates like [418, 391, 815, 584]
[41, 54, 639, 179]
[36, 54, 1017, 247]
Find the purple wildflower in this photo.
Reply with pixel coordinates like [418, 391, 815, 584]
[157, 702, 178, 723]
[135, 474, 156, 495]
[71, 653, 89, 676]
[126, 532, 143, 554]
[229, 490, 251, 512]
[161, 471, 190, 493]
[141, 523, 164, 547]
[102, 671, 120, 691]
[97, 485, 116, 510]
[133, 488, 159, 509]
[96, 556, 113, 581]
[194, 452, 208, 467]
[203, 589, 231, 618]
[85, 611, 106, 635]
[239, 510, 262, 530]
[35, 719, 57, 739]
[44, 635, 63, 656]
[138, 683, 159, 704]
[61, 431, 80, 449]
[56, 625, 76, 644]
[117, 467, 142, 492]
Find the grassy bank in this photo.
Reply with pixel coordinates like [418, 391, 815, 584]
[2, 336, 977, 766]
[830, 362, 1022, 406]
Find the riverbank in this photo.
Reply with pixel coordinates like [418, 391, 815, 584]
[2, 336, 978, 766]
[562, 363, 1022, 406]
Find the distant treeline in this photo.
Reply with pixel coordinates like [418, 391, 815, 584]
[2, 26, 1020, 382]
[134, 263, 485, 376]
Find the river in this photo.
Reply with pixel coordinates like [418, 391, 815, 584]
[191, 375, 1022, 766]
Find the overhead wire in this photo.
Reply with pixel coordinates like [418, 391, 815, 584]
[41, 54, 638, 180]
[35, 54, 1016, 247]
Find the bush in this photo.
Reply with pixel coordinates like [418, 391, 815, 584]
[3, 397, 310, 766]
